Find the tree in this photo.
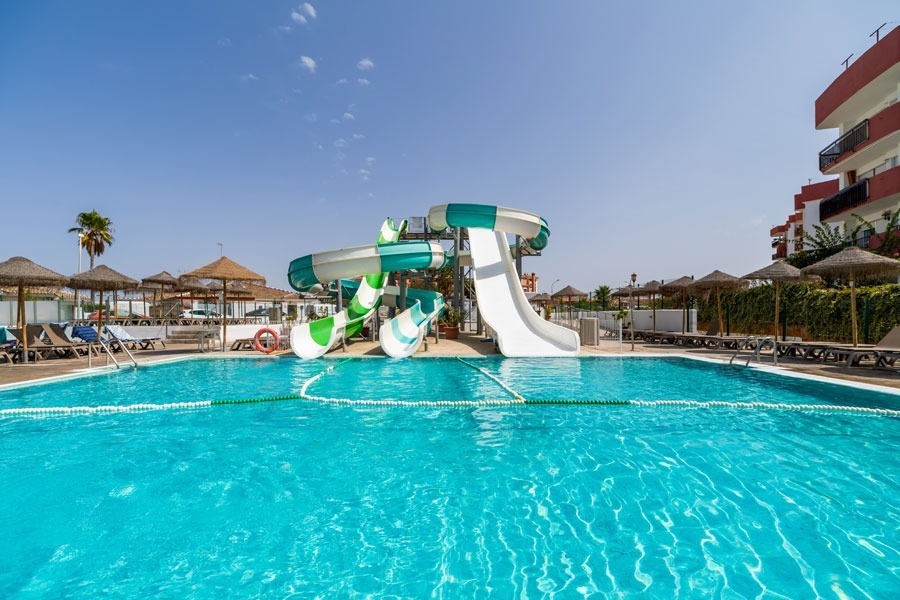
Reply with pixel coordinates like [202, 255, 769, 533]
[593, 285, 612, 310]
[853, 211, 900, 257]
[69, 210, 115, 269]
[786, 221, 861, 269]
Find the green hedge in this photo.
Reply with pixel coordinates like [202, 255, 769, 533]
[693, 283, 900, 343]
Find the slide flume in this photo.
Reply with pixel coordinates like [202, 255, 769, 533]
[428, 203, 580, 357]
[341, 281, 445, 358]
[287, 238, 446, 359]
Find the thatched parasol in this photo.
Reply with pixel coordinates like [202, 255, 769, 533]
[181, 256, 266, 351]
[742, 261, 802, 341]
[0, 256, 69, 362]
[659, 276, 694, 334]
[141, 271, 180, 318]
[551, 285, 587, 303]
[690, 270, 744, 336]
[69, 264, 140, 334]
[801, 247, 900, 346]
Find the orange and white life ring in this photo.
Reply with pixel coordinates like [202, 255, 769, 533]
[253, 327, 280, 354]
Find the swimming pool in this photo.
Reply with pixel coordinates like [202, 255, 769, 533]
[1, 356, 897, 597]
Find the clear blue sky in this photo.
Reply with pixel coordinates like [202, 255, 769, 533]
[1, 2, 897, 294]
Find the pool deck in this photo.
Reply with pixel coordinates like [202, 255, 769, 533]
[1, 331, 898, 391]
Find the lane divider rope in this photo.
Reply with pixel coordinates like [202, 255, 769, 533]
[456, 357, 526, 403]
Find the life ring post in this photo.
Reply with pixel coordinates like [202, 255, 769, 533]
[253, 327, 280, 354]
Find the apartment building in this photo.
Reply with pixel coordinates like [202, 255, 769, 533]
[772, 24, 900, 257]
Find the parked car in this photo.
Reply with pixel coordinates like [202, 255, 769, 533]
[245, 307, 270, 317]
[182, 309, 221, 319]
[87, 309, 149, 320]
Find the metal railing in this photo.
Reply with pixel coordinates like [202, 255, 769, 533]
[819, 120, 868, 170]
[819, 179, 869, 221]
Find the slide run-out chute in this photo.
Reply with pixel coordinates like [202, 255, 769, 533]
[428, 204, 579, 357]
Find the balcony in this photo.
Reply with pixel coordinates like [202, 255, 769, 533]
[819, 120, 868, 170]
[820, 102, 900, 174]
[816, 26, 900, 129]
[819, 179, 869, 221]
[819, 165, 900, 221]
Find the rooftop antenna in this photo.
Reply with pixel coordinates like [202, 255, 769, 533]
[842, 54, 853, 70]
[870, 22, 887, 43]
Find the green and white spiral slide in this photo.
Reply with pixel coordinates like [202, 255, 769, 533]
[428, 203, 579, 357]
[287, 220, 446, 359]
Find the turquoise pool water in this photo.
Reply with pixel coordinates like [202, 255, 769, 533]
[0, 356, 898, 597]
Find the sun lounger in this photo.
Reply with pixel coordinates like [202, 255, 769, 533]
[71, 325, 123, 352]
[5, 326, 50, 361]
[822, 325, 900, 370]
[41, 324, 94, 358]
[103, 324, 165, 350]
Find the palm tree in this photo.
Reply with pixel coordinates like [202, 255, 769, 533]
[69, 210, 114, 269]
[593, 284, 612, 311]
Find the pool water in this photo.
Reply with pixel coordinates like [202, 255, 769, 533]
[0, 356, 898, 597]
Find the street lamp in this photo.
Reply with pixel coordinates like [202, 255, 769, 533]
[550, 279, 560, 323]
[630, 273, 637, 351]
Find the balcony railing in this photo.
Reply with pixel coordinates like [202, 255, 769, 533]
[819, 179, 869, 221]
[819, 120, 869, 170]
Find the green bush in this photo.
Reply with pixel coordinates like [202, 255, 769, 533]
[692, 283, 900, 343]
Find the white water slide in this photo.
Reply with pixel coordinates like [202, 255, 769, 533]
[428, 204, 580, 357]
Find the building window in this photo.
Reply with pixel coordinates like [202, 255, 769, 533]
[858, 228, 874, 248]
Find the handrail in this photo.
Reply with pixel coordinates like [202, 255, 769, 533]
[88, 340, 121, 369]
[729, 336, 774, 367]
[111, 337, 139, 367]
[819, 179, 869, 221]
[819, 119, 869, 170]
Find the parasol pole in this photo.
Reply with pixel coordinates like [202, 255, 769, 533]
[18, 283, 28, 363]
[716, 286, 724, 336]
[774, 281, 780, 340]
[98, 289, 104, 336]
[221, 277, 227, 352]
[850, 272, 858, 347]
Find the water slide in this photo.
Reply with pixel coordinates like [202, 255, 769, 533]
[428, 204, 580, 357]
[287, 237, 447, 359]
[341, 281, 445, 358]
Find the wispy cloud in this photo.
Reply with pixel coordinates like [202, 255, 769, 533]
[298, 56, 317, 73]
[305, 113, 318, 122]
[365, 156, 375, 165]
[357, 58, 375, 71]
[333, 138, 347, 148]
[335, 78, 348, 85]
[359, 169, 371, 181]
[217, 37, 232, 47]
[239, 73, 259, 82]
[291, 3, 317, 24]
[277, 25, 293, 33]
[357, 78, 370, 86]
[352, 133, 365, 140]
[343, 112, 355, 121]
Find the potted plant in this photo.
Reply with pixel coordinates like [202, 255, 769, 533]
[439, 305, 466, 340]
